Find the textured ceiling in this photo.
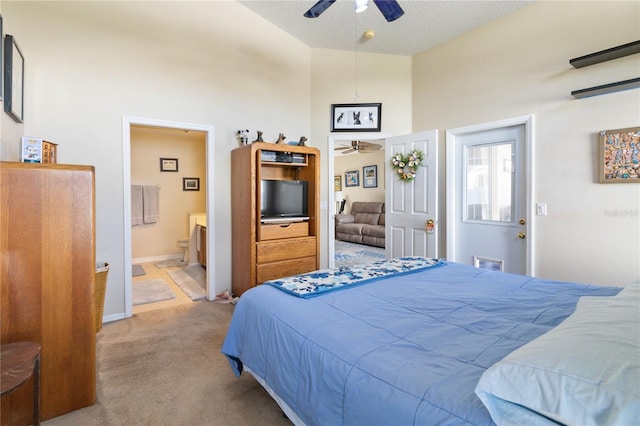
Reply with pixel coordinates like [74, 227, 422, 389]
[238, 0, 535, 56]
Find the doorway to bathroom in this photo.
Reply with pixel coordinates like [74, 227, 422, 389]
[123, 116, 216, 318]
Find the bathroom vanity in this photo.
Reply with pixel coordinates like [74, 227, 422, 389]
[197, 225, 207, 267]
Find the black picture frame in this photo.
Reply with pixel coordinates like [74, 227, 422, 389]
[160, 158, 178, 172]
[0, 15, 4, 100]
[363, 165, 378, 188]
[4, 34, 24, 123]
[183, 177, 200, 191]
[345, 170, 359, 187]
[331, 103, 381, 132]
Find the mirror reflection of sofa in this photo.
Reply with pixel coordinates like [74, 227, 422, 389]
[335, 201, 385, 248]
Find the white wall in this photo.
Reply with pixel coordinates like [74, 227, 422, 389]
[412, 0, 640, 286]
[1, 1, 311, 318]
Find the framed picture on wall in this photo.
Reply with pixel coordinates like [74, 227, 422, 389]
[334, 175, 342, 191]
[331, 103, 381, 132]
[0, 15, 3, 100]
[363, 165, 378, 188]
[599, 126, 640, 183]
[4, 34, 24, 123]
[160, 158, 178, 172]
[345, 170, 359, 187]
[183, 177, 200, 191]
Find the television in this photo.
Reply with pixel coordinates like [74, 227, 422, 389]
[261, 179, 309, 222]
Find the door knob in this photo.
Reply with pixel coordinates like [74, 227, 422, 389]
[426, 219, 435, 234]
[518, 232, 526, 239]
[519, 218, 526, 225]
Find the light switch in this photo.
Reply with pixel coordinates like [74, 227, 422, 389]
[536, 203, 547, 216]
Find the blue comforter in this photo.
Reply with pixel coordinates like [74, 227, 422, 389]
[221, 261, 621, 425]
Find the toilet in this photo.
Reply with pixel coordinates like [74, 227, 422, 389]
[178, 238, 189, 264]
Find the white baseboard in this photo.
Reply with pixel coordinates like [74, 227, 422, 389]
[132, 253, 182, 264]
[102, 312, 126, 324]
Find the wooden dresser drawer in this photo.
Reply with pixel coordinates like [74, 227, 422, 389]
[257, 256, 317, 283]
[257, 237, 316, 263]
[260, 221, 309, 241]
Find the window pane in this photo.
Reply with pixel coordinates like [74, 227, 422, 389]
[465, 142, 513, 222]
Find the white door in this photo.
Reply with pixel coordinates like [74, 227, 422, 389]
[385, 130, 438, 259]
[447, 123, 528, 274]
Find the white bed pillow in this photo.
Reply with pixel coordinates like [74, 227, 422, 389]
[476, 283, 640, 426]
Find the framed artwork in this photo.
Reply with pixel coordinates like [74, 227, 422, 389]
[345, 170, 359, 187]
[183, 177, 200, 191]
[0, 15, 3, 100]
[4, 34, 24, 123]
[334, 175, 342, 191]
[160, 158, 178, 172]
[599, 126, 640, 183]
[363, 165, 378, 188]
[331, 103, 381, 132]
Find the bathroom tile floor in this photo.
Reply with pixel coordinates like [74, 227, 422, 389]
[132, 262, 196, 315]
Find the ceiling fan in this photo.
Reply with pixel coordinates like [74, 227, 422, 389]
[304, 0, 404, 22]
[335, 140, 382, 154]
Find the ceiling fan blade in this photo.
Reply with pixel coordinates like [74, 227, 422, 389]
[341, 148, 357, 154]
[357, 141, 378, 147]
[372, 0, 404, 22]
[361, 145, 382, 151]
[335, 146, 352, 150]
[304, 0, 336, 18]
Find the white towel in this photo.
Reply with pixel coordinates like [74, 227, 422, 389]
[131, 185, 143, 226]
[143, 185, 160, 224]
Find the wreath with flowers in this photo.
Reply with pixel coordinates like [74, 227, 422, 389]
[390, 150, 425, 182]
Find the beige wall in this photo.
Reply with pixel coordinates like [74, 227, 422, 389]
[412, 0, 639, 286]
[0, 1, 311, 319]
[1, 0, 637, 321]
[310, 49, 412, 262]
[334, 150, 385, 214]
[130, 126, 206, 259]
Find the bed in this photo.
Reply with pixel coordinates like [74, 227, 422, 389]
[221, 257, 639, 425]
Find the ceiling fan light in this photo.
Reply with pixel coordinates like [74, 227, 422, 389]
[355, 0, 368, 14]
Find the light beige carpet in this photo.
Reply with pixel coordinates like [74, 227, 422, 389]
[43, 301, 292, 426]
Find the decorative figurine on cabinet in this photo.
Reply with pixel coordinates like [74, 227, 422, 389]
[298, 136, 308, 146]
[253, 130, 264, 143]
[236, 129, 250, 146]
[275, 133, 286, 144]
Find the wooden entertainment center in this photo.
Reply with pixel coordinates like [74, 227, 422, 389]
[231, 142, 320, 296]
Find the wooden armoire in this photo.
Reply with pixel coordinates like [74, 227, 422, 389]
[231, 142, 320, 296]
[1, 162, 96, 424]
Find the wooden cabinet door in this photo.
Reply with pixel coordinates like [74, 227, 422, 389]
[1, 162, 96, 424]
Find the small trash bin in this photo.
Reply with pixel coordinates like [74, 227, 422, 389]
[95, 262, 109, 333]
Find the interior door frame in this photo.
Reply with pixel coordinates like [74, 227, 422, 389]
[327, 132, 391, 268]
[446, 114, 535, 276]
[122, 116, 216, 318]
